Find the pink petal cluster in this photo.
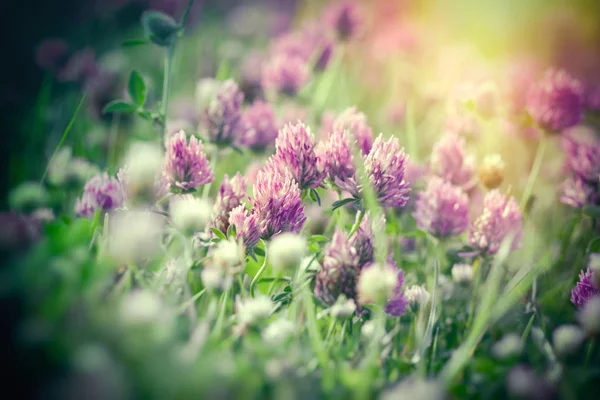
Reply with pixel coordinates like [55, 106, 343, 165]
[163, 130, 215, 191]
[430, 132, 476, 189]
[75, 173, 125, 217]
[211, 173, 247, 233]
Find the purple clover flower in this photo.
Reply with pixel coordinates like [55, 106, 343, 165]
[271, 23, 334, 71]
[561, 126, 600, 183]
[571, 269, 599, 309]
[35, 38, 69, 72]
[251, 163, 306, 239]
[317, 128, 359, 196]
[333, 106, 374, 154]
[469, 190, 523, 255]
[324, 0, 362, 41]
[350, 212, 384, 267]
[383, 263, 408, 317]
[365, 134, 411, 208]
[561, 177, 595, 208]
[586, 84, 600, 111]
[75, 173, 125, 217]
[430, 132, 476, 189]
[199, 79, 245, 146]
[314, 228, 360, 306]
[261, 54, 310, 96]
[413, 177, 469, 237]
[229, 205, 260, 250]
[271, 121, 325, 189]
[241, 100, 279, 151]
[526, 69, 584, 132]
[163, 130, 214, 192]
[211, 173, 247, 233]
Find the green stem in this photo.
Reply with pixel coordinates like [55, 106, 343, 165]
[558, 211, 582, 266]
[585, 338, 596, 367]
[520, 134, 547, 210]
[348, 209, 364, 237]
[161, 46, 175, 132]
[302, 285, 331, 388]
[250, 248, 268, 297]
[202, 150, 219, 199]
[180, 0, 195, 27]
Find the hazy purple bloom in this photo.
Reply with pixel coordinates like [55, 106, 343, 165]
[384, 264, 408, 317]
[404, 159, 425, 186]
[444, 111, 481, 139]
[365, 134, 411, 208]
[319, 111, 337, 138]
[199, 79, 245, 146]
[333, 106, 374, 154]
[229, 205, 260, 249]
[163, 130, 214, 191]
[272, 121, 325, 189]
[212, 173, 247, 233]
[271, 23, 334, 71]
[414, 177, 469, 237]
[252, 163, 306, 239]
[57, 48, 98, 83]
[75, 173, 125, 217]
[0, 212, 43, 251]
[324, 0, 362, 41]
[261, 55, 310, 95]
[561, 126, 600, 183]
[317, 128, 359, 195]
[587, 84, 600, 111]
[350, 212, 384, 267]
[430, 132, 476, 189]
[571, 269, 599, 309]
[35, 38, 69, 72]
[526, 69, 584, 132]
[314, 228, 360, 306]
[241, 100, 279, 150]
[561, 177, 595, 208]
[239, 51, 264, 100]
[469, 190, 523, 255]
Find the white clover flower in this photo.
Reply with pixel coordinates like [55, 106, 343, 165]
[330, 296, 357, 319]
[262, 319, 295, 346]
[405, 285, 431, 306]
[201, 266, 232, 291]
[120, 290, 164, 325]
[553, 324, 585, 357]
[209, 238, 245, 274]
[381, 377, 445, 400]
[107, 210, 164, 263]
[451, 263, 474, 283]
[195, 78, 221, 109]
[170, 196, 212, 236]
[492, 333, 523, 360]
[269, 233, 307, 272]
[578, 296, 600, 336]
[235, 295, 274, 326]
[357, 264, 397, 305]
[122, 141, 163, 199]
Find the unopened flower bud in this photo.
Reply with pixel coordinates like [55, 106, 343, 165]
[235, 295, 274, 326]
[262, 319, 295, 346]
[492, 333, 523, 360]
[405, 285, 431, 307]
[269, 233, 307, 272]
[553, 324, 585, 357]
[330, 296, 357, 319]
[578, 296, 600, 336]
[108, 210, 164, 263]
[451, 263, 474, 283]
[357, 263, 397, 305]
[170, 196, 211, 236]
[122, 142, 163, 201]
[478, 154, 505, 189]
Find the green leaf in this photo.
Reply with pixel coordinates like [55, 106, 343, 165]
[310, 188, 321, 206]
[584, 205, 600, 218]
[122, 39, 149, 47]
[332, 197, 357, 211]
[254, 247, 266, 257]
[103, 100, 137, 114]
[141, 11, 179, 47]
[128, 70, 147, 106]
[226, 223, 237, 239]
[309, 235, 329, 243]
[210, 227, 227, 241]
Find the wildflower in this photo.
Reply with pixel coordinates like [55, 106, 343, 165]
[211, 173, 247, 234]
[107, 210, 164, 263]
[332, 107, 374, 154]
[170, 195, 212, 236]
[324, 0, 362, 41]
[121, 141, 163, 201]
[251, 164, 306, 239]
[478, 154, 505, 189]
[330, 296, 357, 319]
[451, 263, 474, 283]
[270, 23, 334, 71]
[506, 365, 555, 400]
[269, 233, 307, 272]
[75, 173, 124, 218]
[492, 333, 523, 360]
[0, 212, 42, 251]
[349, 212, 379, 267]
[430, 132, 476, 188]
[384, 267, 408, 317]
[163, 130, 214, 192]
[271, 121, 326, 189]
[526, 69, 584, 132]
[469, 190, 523, 255]
[317, 128, 359, 195]
[241, 100, 279, 151]
[444, 110, 481, 139]
[195, 78, 221, 110]
[560, 177, 595, 208]
[228, 205, 260, 249]
[261, 54, 310, 96]
[578, 296, 600, 336]
[9, 182, 49, 212]
[203, 238, 246, 290]
[561, 126, 600, 183]
[381, 377, 446, 400]
[413, 177, 469, 237]
[365, 134, 411, 208]
[262, 319, 295, 346]
[571, 269, 599, 309]
[553, 325, 585, 358]
[314, 228, 360, 306]
[120, 290, 165, 326]
[198, 79, 245, 146]
[587, 84, 600, 111]
[405, 285, 431, 307]
[235, 295, 274, 326]
[357, 262, 398, 306]
[35, 38, 69, 72]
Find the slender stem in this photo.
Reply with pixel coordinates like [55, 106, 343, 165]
[202, 150, 219, 199]
[348, 209, 364, 237]
[585, 338, 596, 367]
[250, 248, 268, 297]
[520, 134, 547, 210]
[161, 46, 175, 132]
[180, 0, 195, 27]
